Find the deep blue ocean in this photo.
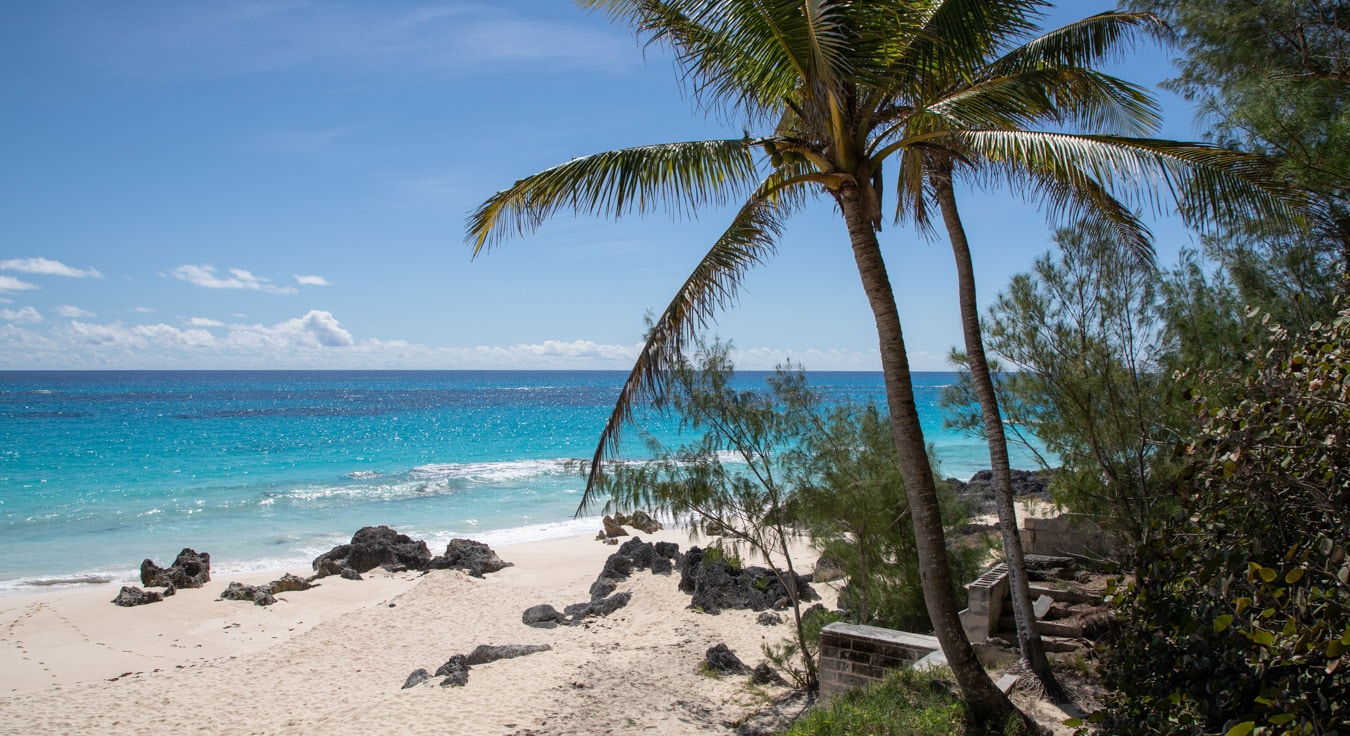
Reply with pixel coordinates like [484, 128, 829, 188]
[0, 370, 1041, 592]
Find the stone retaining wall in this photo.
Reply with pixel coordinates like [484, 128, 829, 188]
[1021, 514, 1121, 559]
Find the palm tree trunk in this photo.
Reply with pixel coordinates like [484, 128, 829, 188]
[932, 164, 1064, 700]
[837, 183, 1016, 725]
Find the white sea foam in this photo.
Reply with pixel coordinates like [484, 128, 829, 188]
[347, 470, 381, 479]
[410, 458, 576, 483]
[0, 570, 137, 596]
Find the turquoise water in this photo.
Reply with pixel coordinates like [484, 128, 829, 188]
[0, 370, 1040, 591]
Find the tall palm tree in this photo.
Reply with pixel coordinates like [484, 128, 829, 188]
[467, 0, 1305, 723]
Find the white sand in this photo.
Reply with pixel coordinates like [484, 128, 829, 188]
[0, 529, 829, 735]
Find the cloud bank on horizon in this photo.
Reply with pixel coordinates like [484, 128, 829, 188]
[0, 303, 898, 371]
[0, 256, 900, 370]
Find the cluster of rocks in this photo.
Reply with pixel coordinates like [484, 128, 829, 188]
[114, 528, 511, 609]
[596, 510, 663, 542]
[401, 643, 552, 689]
[523, 536, 678, 628]
[311, 526, 512, 580]
[112, 548, 212, 607]
[679, 547, 819, 615]
[945, 468, 1053, 514]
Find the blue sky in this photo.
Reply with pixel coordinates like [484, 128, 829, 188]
[0, 1, 1207, 371]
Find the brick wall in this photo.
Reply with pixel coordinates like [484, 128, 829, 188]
[818, 623, 939, 699]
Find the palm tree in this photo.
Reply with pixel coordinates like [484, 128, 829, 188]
[467, 0, 1306, 724]
[900, 12, 1309, 696]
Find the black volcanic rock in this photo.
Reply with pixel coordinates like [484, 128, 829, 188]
[140, 548, 211, 589]
[704, 643, 750, 675]
[219, 582, 277, 606]
[312, 526, 432, 575]
[268, 573, 315, 594]
[427, 539, 512, 578]
[402, 668, 431, 689]
[464, 644, 551, 665]
[522, 604, 566, 629]
[679, 547, 819, 615]
[435, 654, 470, 687]
[112, 586, 163, 607]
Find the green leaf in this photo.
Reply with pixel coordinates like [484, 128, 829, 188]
[1062, 718, 1083, 728]
[1259, 566, 1278, 583]
[1251, 629, 1275, 646]
[1225, 722, 1255, 736]
[1213, 614, 1234, 633]
[1269, 713, 1296, 725]
[1285, 567, 1304, 584]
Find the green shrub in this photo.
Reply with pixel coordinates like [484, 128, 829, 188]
[1100, 308, 1350, 734]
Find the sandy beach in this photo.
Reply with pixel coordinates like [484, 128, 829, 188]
[0, 528, 829, 735]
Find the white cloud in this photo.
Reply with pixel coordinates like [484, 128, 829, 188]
[56, 305, 96, 318]
[294, 274, 332, 286]
[0, 305, 886, 371]
[0, 307, 43, 324]
[0, 257, 102, 279]
[129, 306, 155, 313]
[0, 275, 40, 293]
[170, 264, 298, 295]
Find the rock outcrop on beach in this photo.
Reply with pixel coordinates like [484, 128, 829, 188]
[402, 644, 551, 689]
[219, 582, 277, 606]
[704, 643, 751, 675]
[401, 668, 431, 689]
[311, 528, 512, 581]
[522, 536, 677, 628]
[267, 573, 315, 594]
[597, 510, 665, 540]
[140, 548, 211, 589]
[946, 468, 1054, 514]
[426, 538, 513, 578]
[521, 604, 567, 629]
[464, 643, 552, 665]
[678, 547, 819, 615]
[111, 585, 165, 607]
[311, 526, 432, 575]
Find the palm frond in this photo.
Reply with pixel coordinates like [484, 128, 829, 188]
[988, 11, 1168, 73]
[467, 139, 757, 254]
[954, 130, 1312, 234]
[577, 182, 799, 512]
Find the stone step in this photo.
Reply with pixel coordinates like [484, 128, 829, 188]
[996, 616, 1085, 639]
[1025, 584, 1103, 605]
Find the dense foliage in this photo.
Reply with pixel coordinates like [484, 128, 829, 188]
[1100, 309, 1350, 735]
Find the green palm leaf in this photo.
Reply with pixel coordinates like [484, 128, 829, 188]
[955, 130, 1311, 233]
[467, 139, 757, 254]
[577, 184, 798, 511]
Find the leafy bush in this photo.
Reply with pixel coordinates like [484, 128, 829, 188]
[1100, 308, 1350, 734]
